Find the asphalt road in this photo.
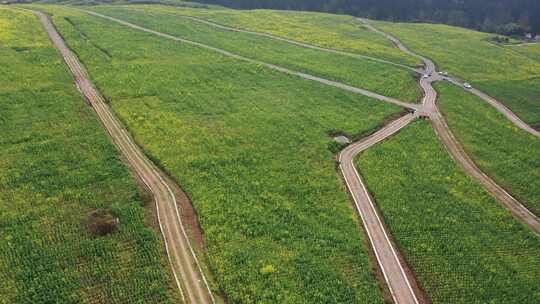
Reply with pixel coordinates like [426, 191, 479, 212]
[35, 10, 215, 304]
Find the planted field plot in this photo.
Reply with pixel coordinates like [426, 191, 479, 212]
[374, 20, 540, 124]
[510, 43, 540, 63]
[117, 4, 420, 67]
[85, 5, 422, 103]
[356, 120, 540, 303]
[437, 82, 540, 216]
[0, 8, 179, 303]
[36, 6, 406, 303]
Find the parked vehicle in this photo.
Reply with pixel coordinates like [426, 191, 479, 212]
[463, 83, 472, 89]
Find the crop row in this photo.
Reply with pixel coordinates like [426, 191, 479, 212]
[356, 120, 540, 303]
[34, 5, 407, 303]
[0, 8, 179, 303]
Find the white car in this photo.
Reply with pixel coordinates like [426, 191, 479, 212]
[463, 83, 472, 89]
[422, 74, 430, 79]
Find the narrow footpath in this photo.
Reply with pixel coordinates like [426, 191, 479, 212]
[35, 10, 215, 304]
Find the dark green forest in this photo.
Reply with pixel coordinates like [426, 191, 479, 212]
[197, 0, 540, 35]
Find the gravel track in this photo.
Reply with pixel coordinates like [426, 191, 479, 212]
[360, 19, 540, 234]
[84, 10, 420, 111]
[34, 10, 215, 304]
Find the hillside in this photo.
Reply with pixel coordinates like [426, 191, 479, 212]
[2, 2, 540, 303]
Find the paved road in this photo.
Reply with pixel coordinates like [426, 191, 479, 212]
[125, 7, 418, 72]
[84, 10, 420, 111]
[339, 113, 421, 304]
[35, 10, 215, 304]
[362, 19, 540, 234]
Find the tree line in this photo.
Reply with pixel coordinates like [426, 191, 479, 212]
[198, 0, 540, 36]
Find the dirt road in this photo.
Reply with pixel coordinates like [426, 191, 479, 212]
[83, 10, 419, 111]
[361, 19, 540, 234]
[445, 78, 540, 138]
[339, 113, 422, 304]
[124, 8, 417, 72]
[34, 10, 215, 304]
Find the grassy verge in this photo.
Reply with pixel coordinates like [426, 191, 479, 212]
[436, 82, 540, 216]
[0, 7, 180, 303]
[84, 5, 422, 103]
[356, 119, 540, 303]
[374, 20, 540, 124]
[29, 5, 407, 303]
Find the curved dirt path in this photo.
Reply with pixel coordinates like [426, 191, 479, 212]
[359, 19, 540, 138]
[124, 7, 418, 72]
[83, 10, 419, 111]
[445, 77, 540, 138]
[361, 19, 540, 234]
[35, 10, 215, 304]
[339, 113, 422, 304]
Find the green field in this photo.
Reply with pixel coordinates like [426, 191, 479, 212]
[82, 5, 421, 103]
[0, 8, 179, 303]
[356, 120, 540, 304]
[123, 4, 421, 67]
[29, 5, 410, 303]
[510, 43, 540, 63]
[374, 20, 540, 124]
[436, 82, 540, 215]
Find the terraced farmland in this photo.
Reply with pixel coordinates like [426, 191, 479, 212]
[0, 7, 179, 303]
[31, 5, 408, 303]
[356, 120, 540, 304]
[84, 5, 422, 103]
[437, 82, 540, 216]
[374, 20, 540, 125]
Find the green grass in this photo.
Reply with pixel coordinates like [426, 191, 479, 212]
[374, 20, 540, 124]
[83, 5, 421, 103]
[356, 120, 540, 304]
[28, 5, 409, 303]
[436, 82, 540, 216]
[124, 4, 421, 67]
[0, 7, 180, 303]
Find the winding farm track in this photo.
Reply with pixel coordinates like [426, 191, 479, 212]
[339, 113, 422, 304]
[71, 8, 540, 303]
[34, 10, 215, 304]
[445, 78, 540, 138]
[359, 19, 540, 234]
[31, 6, 540, 304]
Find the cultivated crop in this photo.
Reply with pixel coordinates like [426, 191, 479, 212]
[122, 4, 421, 67]
[0, 8, 180, 303]
[356, 120, 540, 304]
[436, 82, 540, 216]
[510, 43, 540, 62]
[86, 5, 422, 103]
[32, 5, 408, 303]
[374, 20, 540, 124]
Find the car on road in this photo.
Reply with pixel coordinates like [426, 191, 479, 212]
[463, 83, 472, 89]
[438, 71, 448, 76]
[422, 74, 431, 79]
